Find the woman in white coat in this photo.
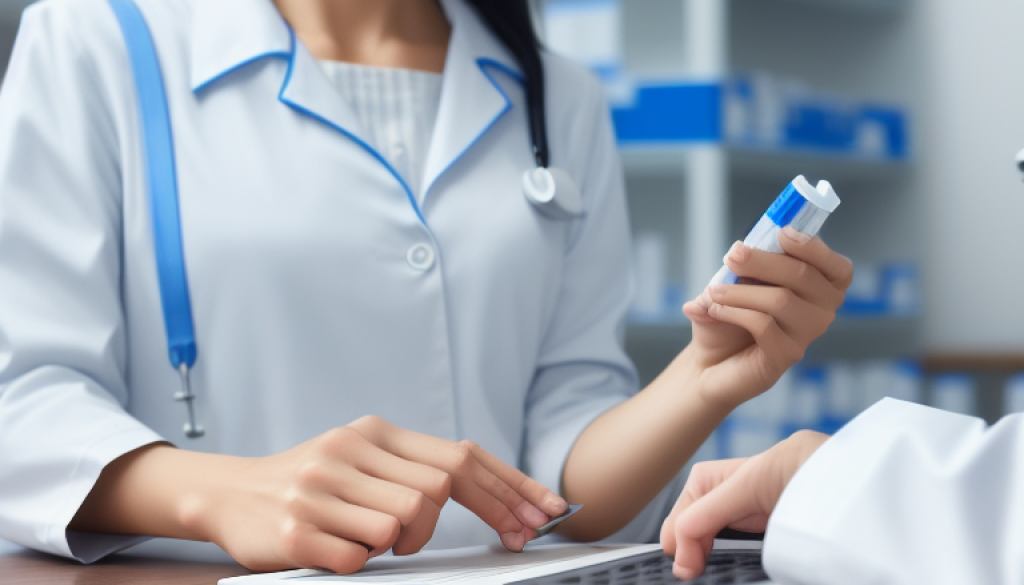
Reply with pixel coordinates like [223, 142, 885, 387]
[0, 0, 852, 574]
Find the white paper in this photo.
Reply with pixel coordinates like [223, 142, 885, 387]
[219, 543, 660, 585]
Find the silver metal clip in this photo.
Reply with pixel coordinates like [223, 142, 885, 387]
[174, 363, 204, 439]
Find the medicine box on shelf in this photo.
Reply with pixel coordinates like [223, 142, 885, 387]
[608, 77, 910, 161]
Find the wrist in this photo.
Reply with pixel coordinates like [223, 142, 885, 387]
[172, 451, 251, 544]
[668, 344, 742, 415]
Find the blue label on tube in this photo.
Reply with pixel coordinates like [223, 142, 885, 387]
[765, 183, 807, 227]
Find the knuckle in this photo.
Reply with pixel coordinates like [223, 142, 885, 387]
[350, 415, 388, 439]
[282, 487, 308, 515]
[371, 517, 403, 548]
[279, 518, 308, 558]
[296, 461, 325, 486]
[428, 470, 452, 502]
[838, 256, 855, 287]
[321, 426, 362, 453]
[789, 429, 817, 442]
[450, 442, 475, 471]
[331, 549, 369, 575]
[793, 260, 811, 284]
[689, 461, 711, 477]
[752, 314, 774, 339]
[771, 289, 794, 314]
[396, 492, 428, 523]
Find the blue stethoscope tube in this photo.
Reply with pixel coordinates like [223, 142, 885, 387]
[108, 0, 203, 438]
[107, 0, 578, 438]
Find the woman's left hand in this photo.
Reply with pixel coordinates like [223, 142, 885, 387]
[683, 226, 853, 410]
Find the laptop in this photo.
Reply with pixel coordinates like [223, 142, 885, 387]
[507, 541, 771, 584]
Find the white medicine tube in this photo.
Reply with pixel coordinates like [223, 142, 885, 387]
[707, 175, 840, 288]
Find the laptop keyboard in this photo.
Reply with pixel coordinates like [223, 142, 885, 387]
[509, 549, 769, 584]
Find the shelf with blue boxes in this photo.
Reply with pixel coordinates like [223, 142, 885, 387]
[611, 78, 909, 163]
[769, 0, 911, 11]
[713, 355, 1024, 461]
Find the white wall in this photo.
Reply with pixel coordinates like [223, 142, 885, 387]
[919, 0, 1024, 352]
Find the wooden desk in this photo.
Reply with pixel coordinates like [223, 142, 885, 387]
[0, 547, 251, 585]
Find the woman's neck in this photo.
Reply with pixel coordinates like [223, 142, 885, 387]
[272, 0, 451, 73]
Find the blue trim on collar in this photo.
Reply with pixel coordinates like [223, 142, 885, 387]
[477, 58, 525, 85]
[275, 29, 426, 225]
[192, 50, 291, 95]
[421, 58, 520, 199]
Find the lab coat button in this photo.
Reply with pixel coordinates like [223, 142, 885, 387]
[406, 243, 435, 271]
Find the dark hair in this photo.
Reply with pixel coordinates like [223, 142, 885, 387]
[463, 0, 549, 168]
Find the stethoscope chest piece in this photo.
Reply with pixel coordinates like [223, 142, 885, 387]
[522, 167, 582, 219]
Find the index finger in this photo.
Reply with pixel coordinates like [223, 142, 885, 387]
[467, 440, 569, 517]
[349, 418, 565, 535]
[778, 227, 854, 289]
[671, 467, 771, 580]
[662, 458, 747, 555]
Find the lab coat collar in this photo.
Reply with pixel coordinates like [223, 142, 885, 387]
[422, 0, 523, 200]
[190, 0, 522, 203]
[190, 0, 292, 93]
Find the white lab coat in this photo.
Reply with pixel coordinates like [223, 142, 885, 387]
[764, 398, 1024, 585]
[0, 0, 678, 562]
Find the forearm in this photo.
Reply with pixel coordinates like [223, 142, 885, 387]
[559, 346, 732, 541]
[68, 443, 244, 542]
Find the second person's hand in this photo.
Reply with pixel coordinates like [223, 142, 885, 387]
[659, 430, 829, 580]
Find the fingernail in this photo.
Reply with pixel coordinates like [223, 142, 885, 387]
[708, 284, 725, 299]
[722, 241, 739, 263]
[500, 531, 524, 551]
[517, 502, 549, 528]
[783, 225, 811, 243]
[674, 564, 697, 581]
[696, 289, 711, 309]
[726, 241, 746, 263]
[545, 495, 568, 515]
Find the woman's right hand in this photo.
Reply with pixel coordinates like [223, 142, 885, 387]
[70, 416, 567, 574]
[195, 416, 566, 572]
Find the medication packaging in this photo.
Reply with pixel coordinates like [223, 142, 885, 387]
[708, 175, 840, 287]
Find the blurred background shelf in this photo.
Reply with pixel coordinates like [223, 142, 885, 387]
[625, 315, 921, 385]
[923, 353, 1024, 373]
[772, 0, 912, 13]
[621, 145, 910, 181]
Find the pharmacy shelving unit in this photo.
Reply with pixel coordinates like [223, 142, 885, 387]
[595, 0, 926, 386]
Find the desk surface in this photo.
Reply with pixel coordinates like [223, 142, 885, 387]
[0, 547, 251, 585]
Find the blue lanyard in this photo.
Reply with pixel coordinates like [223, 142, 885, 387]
[107, 0, 203, 438]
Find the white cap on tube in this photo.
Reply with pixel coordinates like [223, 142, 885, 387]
[790, 175, 840, 213]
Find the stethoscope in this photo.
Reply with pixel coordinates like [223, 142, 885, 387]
[108, 0, 581, 438]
